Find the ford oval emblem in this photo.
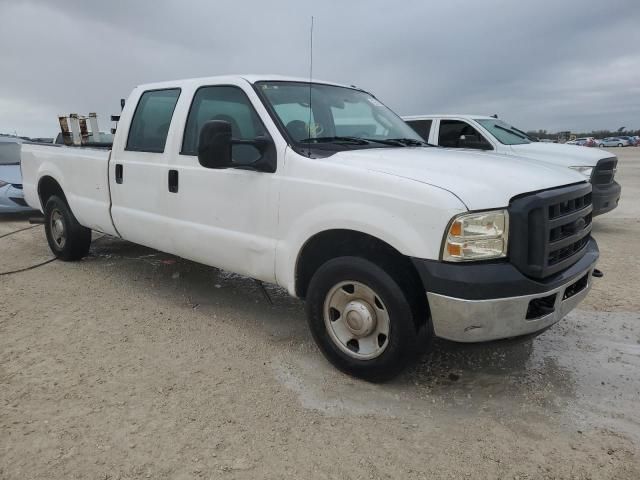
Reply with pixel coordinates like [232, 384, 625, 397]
[572, 217, 586, 233]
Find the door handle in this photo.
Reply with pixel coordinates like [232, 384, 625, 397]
[168, 169, 179, 193]
[115, 163, 123, 184]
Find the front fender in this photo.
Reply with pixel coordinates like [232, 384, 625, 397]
[275, 199, 464, 296]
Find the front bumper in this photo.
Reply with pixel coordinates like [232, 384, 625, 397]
[591, 181, 621, 216]
[411, 238, 599, 342]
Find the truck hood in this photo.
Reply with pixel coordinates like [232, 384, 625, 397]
[509, 142, 611, 167]
[325, 147, 587, 210]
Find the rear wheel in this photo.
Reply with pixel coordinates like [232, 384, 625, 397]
[618, 143, 623, 147]
[305, 256, 422, 381]
[44, 195, 91, 261]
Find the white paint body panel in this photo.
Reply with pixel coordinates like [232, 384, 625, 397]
[21, 144, 117, 235]
[21, 75, 588, 297]
[318, 146, 585, 211]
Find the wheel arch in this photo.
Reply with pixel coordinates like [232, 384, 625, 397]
[294, 228, 429, 327]
[37, 175, 67, 210]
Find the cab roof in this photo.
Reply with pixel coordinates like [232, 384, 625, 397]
[134, 74, 355, 91]
[403, 114, 495, 121]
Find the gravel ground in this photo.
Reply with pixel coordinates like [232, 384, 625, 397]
[1, 147, 639, 479]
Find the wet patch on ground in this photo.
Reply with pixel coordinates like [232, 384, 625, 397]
[274, 310, 640, 442]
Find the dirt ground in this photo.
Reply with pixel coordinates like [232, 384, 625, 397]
[1, 148, 639, 479]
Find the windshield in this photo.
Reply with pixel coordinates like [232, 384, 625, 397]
[256, 81, 423, 148]
[475, 119, 532, 145]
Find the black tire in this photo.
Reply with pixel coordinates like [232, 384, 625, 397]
[44, 195, 91, 261]
[305, 256, 422, 382]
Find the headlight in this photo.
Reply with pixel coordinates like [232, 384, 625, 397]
[442, 209, 509, 261]
[569, 166, 593, 177]
[0, 180, 9, 188]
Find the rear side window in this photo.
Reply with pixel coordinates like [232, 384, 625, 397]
[406, 119, 432, 141]
[126, 88, 181, 153]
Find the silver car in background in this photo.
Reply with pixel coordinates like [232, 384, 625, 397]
[0, 137, 36, 213]
[599, 137, 629, 147]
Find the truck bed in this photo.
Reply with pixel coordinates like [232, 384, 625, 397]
[21, 144, 118, 236]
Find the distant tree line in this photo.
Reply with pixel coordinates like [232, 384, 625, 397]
[525, 128, 640, 141]
[0, 132, 54, 143]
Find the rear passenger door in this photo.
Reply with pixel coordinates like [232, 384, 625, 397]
[110, 88, 181, 253]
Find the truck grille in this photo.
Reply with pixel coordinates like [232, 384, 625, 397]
[509, 183, 593, 279]
[591, 157, 617, 185]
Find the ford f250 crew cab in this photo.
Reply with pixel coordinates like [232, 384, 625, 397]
[21, 75, 600, 380]
[403, 114, 621, 216]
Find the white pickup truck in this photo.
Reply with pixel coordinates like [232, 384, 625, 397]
[21, 75, 599, 380]
[403, 114, 621, 216]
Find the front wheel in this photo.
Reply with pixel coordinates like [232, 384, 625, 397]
[618, 143, 623, 147]
[305, 256, 422, 381]
[44, 195, 92, 261]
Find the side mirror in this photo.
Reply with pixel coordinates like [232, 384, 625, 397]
[198, 120, 233, 169]
[234, 135, 276, 173]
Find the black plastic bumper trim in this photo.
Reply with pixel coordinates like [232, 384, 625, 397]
[9, 197, 28, 207]
[591, 181, 621, 216]
[411, 238, 599, 300]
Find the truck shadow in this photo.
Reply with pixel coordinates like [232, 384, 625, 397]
[16, 229, 629, 427]
[24, 228, 633, 437]
[84, 235, 580, 414]
[0, 211, 34, 221]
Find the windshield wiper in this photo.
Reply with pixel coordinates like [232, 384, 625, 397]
[358, 138, 405, 146]
[298, 136, 432, 148]
[511, 127, 537, 142]
[299, 136, 371, 145]
[386, 138, 435, 147]
[494, 124, 528, 140]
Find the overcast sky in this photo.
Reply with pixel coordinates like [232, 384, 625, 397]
[1, 0, 638, 137]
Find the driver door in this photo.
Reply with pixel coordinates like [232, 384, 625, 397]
[167, 85, 280, 283]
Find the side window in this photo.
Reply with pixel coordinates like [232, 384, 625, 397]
[126, 89, 180, 153]
[438, 120, 492, 150]
[406, 119, 432, 141]
[182, 86, 268, 164]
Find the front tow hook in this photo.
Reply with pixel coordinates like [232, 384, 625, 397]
[592, 269, 604, 278]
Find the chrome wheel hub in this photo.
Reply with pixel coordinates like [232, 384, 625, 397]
[324, 281, 390, 360]
[50, 209, 66, 249]
[343, 300, 376, 337]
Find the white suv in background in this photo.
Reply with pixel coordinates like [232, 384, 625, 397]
[403, 114, 621, 216]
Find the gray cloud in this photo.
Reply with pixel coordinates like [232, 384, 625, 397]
[1, 0, 638, 137]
